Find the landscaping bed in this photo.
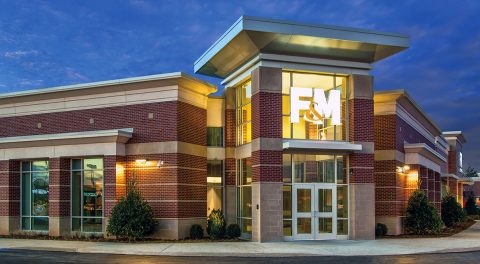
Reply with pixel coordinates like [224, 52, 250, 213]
[381, 219, 477, 239]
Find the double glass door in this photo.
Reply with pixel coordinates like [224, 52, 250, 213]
[293, 184, 336, 240]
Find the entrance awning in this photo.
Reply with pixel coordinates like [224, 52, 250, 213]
[283, 139, 362, 152]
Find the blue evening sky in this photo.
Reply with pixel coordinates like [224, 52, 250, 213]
[0, 0, 479, 168]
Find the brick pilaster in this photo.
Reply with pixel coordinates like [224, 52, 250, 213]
[0, 160, 20, 235]
[250, 66, 283, 242]
[48, 158, 71, 236]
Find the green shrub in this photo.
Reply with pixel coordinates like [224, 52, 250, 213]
[207, 209, 226, 240]
[190, 224, 204, 240]
[465, 196, 478, 216]
[226, 223, 241, 238]
[441, 194, 466, 227]
[375, 223, 388, 237]
[107, 180, 156, 241]
[405, 190, 443, 235]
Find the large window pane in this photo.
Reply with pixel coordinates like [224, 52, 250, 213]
[282, 71, 347, 141]
[236, 80, 252, 145]
[72, 158, 104, 233]
[283, 185, 292, 218]
[337, 186, 348, 218]
[207, 127, 223, 147]
[21, 161, 49, 231]
[207, 160, 223, 216]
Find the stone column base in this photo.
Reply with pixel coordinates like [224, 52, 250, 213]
[376, 216, 404, 235]
[153, 217, 206, 240]
[251, 182, 283, 242]
[0, 216, 19, 235]
[350, 183, 375, 240]
[225, 185, 237, 225]
[49, 216, 71, 237]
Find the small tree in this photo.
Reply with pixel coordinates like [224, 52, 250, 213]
[463, 166, 478, 178]
[107, 179, 156, 241]
[207, 209, 226, 239]
[441, 194, 466, 227]
[465, 196, 478, 215]
[405, 190, 443, 235]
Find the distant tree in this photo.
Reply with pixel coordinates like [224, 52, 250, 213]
[465, 196, 478, 215]
[441, 194, 466, 227]
[463, 166, 478, 178]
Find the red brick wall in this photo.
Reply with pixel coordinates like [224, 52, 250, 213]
[0, 101, 205, 146]
[374, 115, 397, 151]
[349, 99, 374, 143]
[124, 153, 206, 218]
[0, 160, 20, 217]
[448, 150, 457, 174]
[224, 109, 236, 148]
[251, 91, 283, 183]
[49, 158, 71, 217]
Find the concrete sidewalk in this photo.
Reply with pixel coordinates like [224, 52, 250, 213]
[1, 221, 479, 257]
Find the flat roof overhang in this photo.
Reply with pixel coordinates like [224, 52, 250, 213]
[194, 16, 410, 78]
[283, 139, 362, 153]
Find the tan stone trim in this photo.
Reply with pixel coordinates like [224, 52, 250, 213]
[354, 141, 374, 154]
[207, 147, 225, 160]
[136, 183, 207, 187]
[251, 164, 283, 168]
[0, 142, 125, 160]
[374, 150, 405, 162]
[235, 143, 251, 159]
[126, 141, 206, 157]
[348, 74, 373, 100]
[225, 147, 235, 159]
[251, 138, 283, 152]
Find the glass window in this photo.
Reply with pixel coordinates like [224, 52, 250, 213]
[21, 160, 49, 231]
[72, 158, 104, 233]
[237, 158, 252, 235]
[207, 160, 223, 216]
[236, 81, 252, 145]
[282, 71, 347, 141]
[207, 127, 223, 147]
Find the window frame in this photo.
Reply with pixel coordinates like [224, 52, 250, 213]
[20, 160, 49, 232]
[70, 157, 105, 234]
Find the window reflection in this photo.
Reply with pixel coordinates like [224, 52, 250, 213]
[236, 81, 252, 145]
[72, 158, 104, 233]
[21, 160, 49, 231]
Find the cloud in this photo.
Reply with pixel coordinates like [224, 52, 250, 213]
[4, 50, 40, 59]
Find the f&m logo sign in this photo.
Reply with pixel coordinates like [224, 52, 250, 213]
[290, 87, 341, 125]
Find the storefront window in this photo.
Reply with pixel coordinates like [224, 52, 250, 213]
[236, 81, 252, 145]
[72, 158, 104, 233]
[207, 127, 223, 147]
[21, 160, 49, 231]
[237, 158, 252, 235]
[282, 72, 347, 141]
[207, 160, 223, 216]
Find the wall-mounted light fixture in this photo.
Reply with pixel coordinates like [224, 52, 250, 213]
[135, 159, 164, 167]
[397, 165, 411, 174]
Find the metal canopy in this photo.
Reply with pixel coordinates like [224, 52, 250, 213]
[194, 16, 409, 78]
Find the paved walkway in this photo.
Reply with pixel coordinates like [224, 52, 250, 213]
[1, 221, 479, 257]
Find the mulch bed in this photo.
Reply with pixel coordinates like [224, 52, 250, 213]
[380, 219, 476, 239]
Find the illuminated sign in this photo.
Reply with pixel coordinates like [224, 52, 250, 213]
[290, 87, 341, 125]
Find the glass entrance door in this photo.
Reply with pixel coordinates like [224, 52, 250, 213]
[293, 184, 337, 240]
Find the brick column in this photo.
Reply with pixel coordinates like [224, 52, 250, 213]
[251, 67, 283, 242]
[434, 172, 441, 212]
[419, 166, 428, 192]
[103, 155, 126, 236]
[0, 160, 20, 235]
[427, 169, 435, 203]
[49, 158, 71, 236]
[348, 74, 375, 239]
[224, 88, 237, 225]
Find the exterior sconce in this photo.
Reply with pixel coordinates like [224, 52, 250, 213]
[135, 159, 164, 167]
[397, 165, 410, 174]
